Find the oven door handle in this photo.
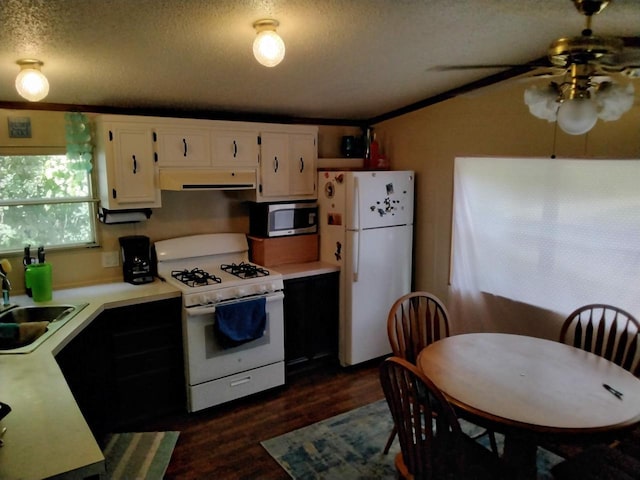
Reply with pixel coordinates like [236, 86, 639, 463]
[185, 291, 284, 317]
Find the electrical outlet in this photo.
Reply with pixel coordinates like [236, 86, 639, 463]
[102, 251, 120, 268]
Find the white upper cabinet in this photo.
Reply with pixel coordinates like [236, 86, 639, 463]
[256, 126, 318, 202]
[95, 117, 161, 209]
[289, 133, 317, 196]
[155, 125, 211, 167]
[94, 115, 318, 206]
[259, 132, 290, 197]
[212, 130, 259, 167]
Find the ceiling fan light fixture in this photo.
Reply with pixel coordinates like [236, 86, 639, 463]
[15, 59, 49, 102]
[252, 19, 285, 67]
[556, 97, 598, 135]
[524, 85, 560, 122]
[596, 82, 635, 120]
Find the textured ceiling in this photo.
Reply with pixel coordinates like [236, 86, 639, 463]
[0, 0, 638, 123]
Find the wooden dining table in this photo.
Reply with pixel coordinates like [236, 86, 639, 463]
[417, 332, 640, 480]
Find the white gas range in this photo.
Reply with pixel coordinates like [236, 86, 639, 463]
[154, 233, 285, 412]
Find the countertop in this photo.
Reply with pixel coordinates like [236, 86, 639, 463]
[0, 280, 180, 480]
[0, 261, 337, 480]
[274, 261, 339, 280]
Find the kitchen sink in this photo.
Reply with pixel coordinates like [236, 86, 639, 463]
[0, 303, 89, 353]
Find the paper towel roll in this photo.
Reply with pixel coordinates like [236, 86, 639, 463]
[98, 208, 152, 224]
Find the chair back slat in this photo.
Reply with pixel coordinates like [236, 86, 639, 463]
[573, 320, 583, 349]
[612, 325, 638, 370]
[560, 304, 640, 376]
[594, 310, 607, 356]
[603, 314, 619, 361]
[387, 292, 451, 364]
[584, 312, 595, 353]
[621, 331, 638, 372]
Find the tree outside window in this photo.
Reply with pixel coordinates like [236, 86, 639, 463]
[0, 154, 97, 253]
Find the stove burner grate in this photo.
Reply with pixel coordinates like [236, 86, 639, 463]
[220, 261, 270, 279]
[171, 268, 222, 287]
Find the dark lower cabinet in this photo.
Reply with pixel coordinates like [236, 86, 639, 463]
[108, 299, 185, 430]
[55, 297, 184, 443]
[283, 272, 339, 374]
[55, 316, 112, 441]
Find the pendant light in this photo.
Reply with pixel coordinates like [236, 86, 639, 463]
[252, 19, 285, 67]
[15, 59, 49, 102]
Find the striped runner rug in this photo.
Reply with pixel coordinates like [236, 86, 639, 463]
[103, 431, 179, 480]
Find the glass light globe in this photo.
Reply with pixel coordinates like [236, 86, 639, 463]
[253, 30, 285, 67]
[15, 68, 49, 102]
[556, 97, 598, 135]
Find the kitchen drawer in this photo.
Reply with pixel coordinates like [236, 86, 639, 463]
[114, 346, 182, 377]
[189, 361, 284, 411]
[112, 323, 179, 356]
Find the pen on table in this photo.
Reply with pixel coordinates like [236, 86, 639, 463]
[603, 383, 623, 400]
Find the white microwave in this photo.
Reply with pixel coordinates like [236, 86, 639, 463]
[249, 202, 318, 237]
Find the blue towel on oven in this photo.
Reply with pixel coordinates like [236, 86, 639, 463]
[214, 297, 267, 349]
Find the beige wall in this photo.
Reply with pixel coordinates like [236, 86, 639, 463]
[3, 82, 638, 300]
[374, 79, 640, 309]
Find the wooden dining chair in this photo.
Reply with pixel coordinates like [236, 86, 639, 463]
[559, 303, 640, 376]
[387, 291, 451, 364]
[384, 291, 497, 455]
[545, 303, 640, 459]
[379, 357, 504, 480]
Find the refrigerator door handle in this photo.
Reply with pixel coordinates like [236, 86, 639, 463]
[352, 230, 359, 282]
[352, 176, 360, 230]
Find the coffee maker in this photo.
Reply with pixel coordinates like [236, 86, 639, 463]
[119, 235, 154, 285]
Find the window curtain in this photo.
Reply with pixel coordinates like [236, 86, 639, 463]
[449, 156, 640, 339]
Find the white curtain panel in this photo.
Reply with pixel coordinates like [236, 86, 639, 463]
[449, 156, 640, 338]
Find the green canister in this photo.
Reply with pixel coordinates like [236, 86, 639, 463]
[25, 263, 52, 302]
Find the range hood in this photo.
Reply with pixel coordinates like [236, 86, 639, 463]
[159, 169, 256, 191]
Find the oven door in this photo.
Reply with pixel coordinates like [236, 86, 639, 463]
[183, 291, 284, 386]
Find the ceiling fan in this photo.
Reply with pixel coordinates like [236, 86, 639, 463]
[434, 0, 639, 135]
[434, 0, 639, 76]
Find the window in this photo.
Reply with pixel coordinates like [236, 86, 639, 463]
[451, 156, 640, 318]
[0, 154, 97, 253]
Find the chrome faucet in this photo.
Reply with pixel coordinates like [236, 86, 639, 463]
[0, 272, 11, 307]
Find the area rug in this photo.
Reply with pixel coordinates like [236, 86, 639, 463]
[261, 399, 564, 479]
[103, 431, 179, 480]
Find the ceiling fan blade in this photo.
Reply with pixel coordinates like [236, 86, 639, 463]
[429, 63, 548, 71]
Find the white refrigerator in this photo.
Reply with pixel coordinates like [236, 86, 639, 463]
[317, 170, 415, 366]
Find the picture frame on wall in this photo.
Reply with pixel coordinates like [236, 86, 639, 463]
[8, 116, 32, 138]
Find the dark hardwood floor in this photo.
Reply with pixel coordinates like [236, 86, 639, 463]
[138, 360, 385, 479]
